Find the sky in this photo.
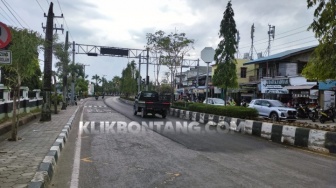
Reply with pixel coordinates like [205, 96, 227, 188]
[0, 0, 318, 83]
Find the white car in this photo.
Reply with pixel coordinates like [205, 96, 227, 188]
[203, 98, 225, 106]
[248, 99, 297, 121]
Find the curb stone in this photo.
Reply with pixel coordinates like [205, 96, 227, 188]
[169, 107, 336, 154]
[27, 107, 79, 188]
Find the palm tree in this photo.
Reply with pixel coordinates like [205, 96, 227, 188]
[92, 74, 100, 88]
[112, 76, 121, 94]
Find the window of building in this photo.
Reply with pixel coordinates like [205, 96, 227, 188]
[297, 61, 305, 75]
[240, 67, 247, 78]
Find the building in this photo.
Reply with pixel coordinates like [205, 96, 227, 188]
[242, 45, 334, 107]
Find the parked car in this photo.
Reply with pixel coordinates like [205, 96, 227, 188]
[203, 98, 225, 105]
[248, 99, 297, 122]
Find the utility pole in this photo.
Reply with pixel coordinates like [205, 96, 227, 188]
[138, 54, 141, 93]
[81, 64, 90, 78]
[61, 31, 69, 110]
[40, 2, 63, 121]
[71, 41, 75, 105]
[196, 59, 199, 101]
[146, 48, 149, 91]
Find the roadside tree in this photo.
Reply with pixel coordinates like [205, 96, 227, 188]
[120, 61, 138, 98]
[212, 0, 238, 105]
[54, 34, 70, 110]
[302, 0, 336, 80]
[2, 27, 43, 141]
[146, 30, 194, 101]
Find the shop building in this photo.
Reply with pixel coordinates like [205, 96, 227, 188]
[243, 45, 319, 105]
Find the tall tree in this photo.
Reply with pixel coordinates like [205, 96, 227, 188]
[53, 33, 70, 109]
[3, 27, 43, 141]
[146, 30, 165, 86]
[146, 30, 194, 101]
[302, 0, 336, 80]
[212, 0, 238, 105]
[92, 74, 100, 93]
[120, 61, 138, 97]
[111, 76, 121, 94]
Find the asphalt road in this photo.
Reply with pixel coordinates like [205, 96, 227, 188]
[50, 96, 336, 188]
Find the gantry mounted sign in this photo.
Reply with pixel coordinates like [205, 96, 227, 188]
[0, 22, 12, 64]
[0, 22, 11, 49]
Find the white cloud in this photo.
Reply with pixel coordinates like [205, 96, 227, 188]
[1, 0, 318, 82]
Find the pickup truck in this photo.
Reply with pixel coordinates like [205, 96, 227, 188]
[133, 91, 170, 118]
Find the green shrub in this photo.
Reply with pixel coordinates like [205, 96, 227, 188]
[172, 101, 194, 109]
[120, 96, 135, 101]
[51, 94, 63, 104]
[188, 103, 258, 119]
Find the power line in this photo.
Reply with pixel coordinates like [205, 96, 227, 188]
[271, 36, 316, 48]
[0, 7, 12, 24]
[57, 0, 63, 13]
[3, 0, 30, 29]
[36, 0, 45, 13]
[0, 0, 24, 28]
[55, 0, 75, 41]
[271, 40, 318, 53]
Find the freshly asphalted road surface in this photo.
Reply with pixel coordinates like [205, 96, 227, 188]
[50, 97, 336, 188]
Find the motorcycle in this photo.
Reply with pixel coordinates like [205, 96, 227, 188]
[310, 105, 320, 122]
[319, 106, 335, 124]
[95, 96, 98, 100]
[296, 104, 313, 120]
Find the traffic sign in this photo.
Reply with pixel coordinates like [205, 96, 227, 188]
[0, 50, 12, 64]
[0, 22, 12, 49]
[201, 47, 215, 63]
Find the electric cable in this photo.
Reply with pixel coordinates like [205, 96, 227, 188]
[2, 0, 30, 29]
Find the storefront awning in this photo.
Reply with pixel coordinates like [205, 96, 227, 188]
[284, 85, 316, 90]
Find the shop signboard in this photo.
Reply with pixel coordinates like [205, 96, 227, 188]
[324, 90, 335, 109]
[261, 78, 289, 94]
[310, 89, 318, 99]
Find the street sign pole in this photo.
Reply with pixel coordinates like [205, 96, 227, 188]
[205, 62, 210, 104]
[0, 22, 12, 85]
[200, 47, 215, 104]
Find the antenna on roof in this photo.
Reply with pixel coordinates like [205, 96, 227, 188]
[265, 24, 275, 56]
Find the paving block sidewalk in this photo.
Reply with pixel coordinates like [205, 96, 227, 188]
[0, 103, 81, 188]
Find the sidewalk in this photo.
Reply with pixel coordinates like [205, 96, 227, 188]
[0, 102, 81, 188]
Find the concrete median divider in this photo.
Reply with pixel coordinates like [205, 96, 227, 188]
[168, 107, 336, 154]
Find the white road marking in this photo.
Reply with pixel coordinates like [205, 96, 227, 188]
[70, 102, 85, 188]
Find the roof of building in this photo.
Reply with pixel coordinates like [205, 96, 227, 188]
[243, 45, 317, 65]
